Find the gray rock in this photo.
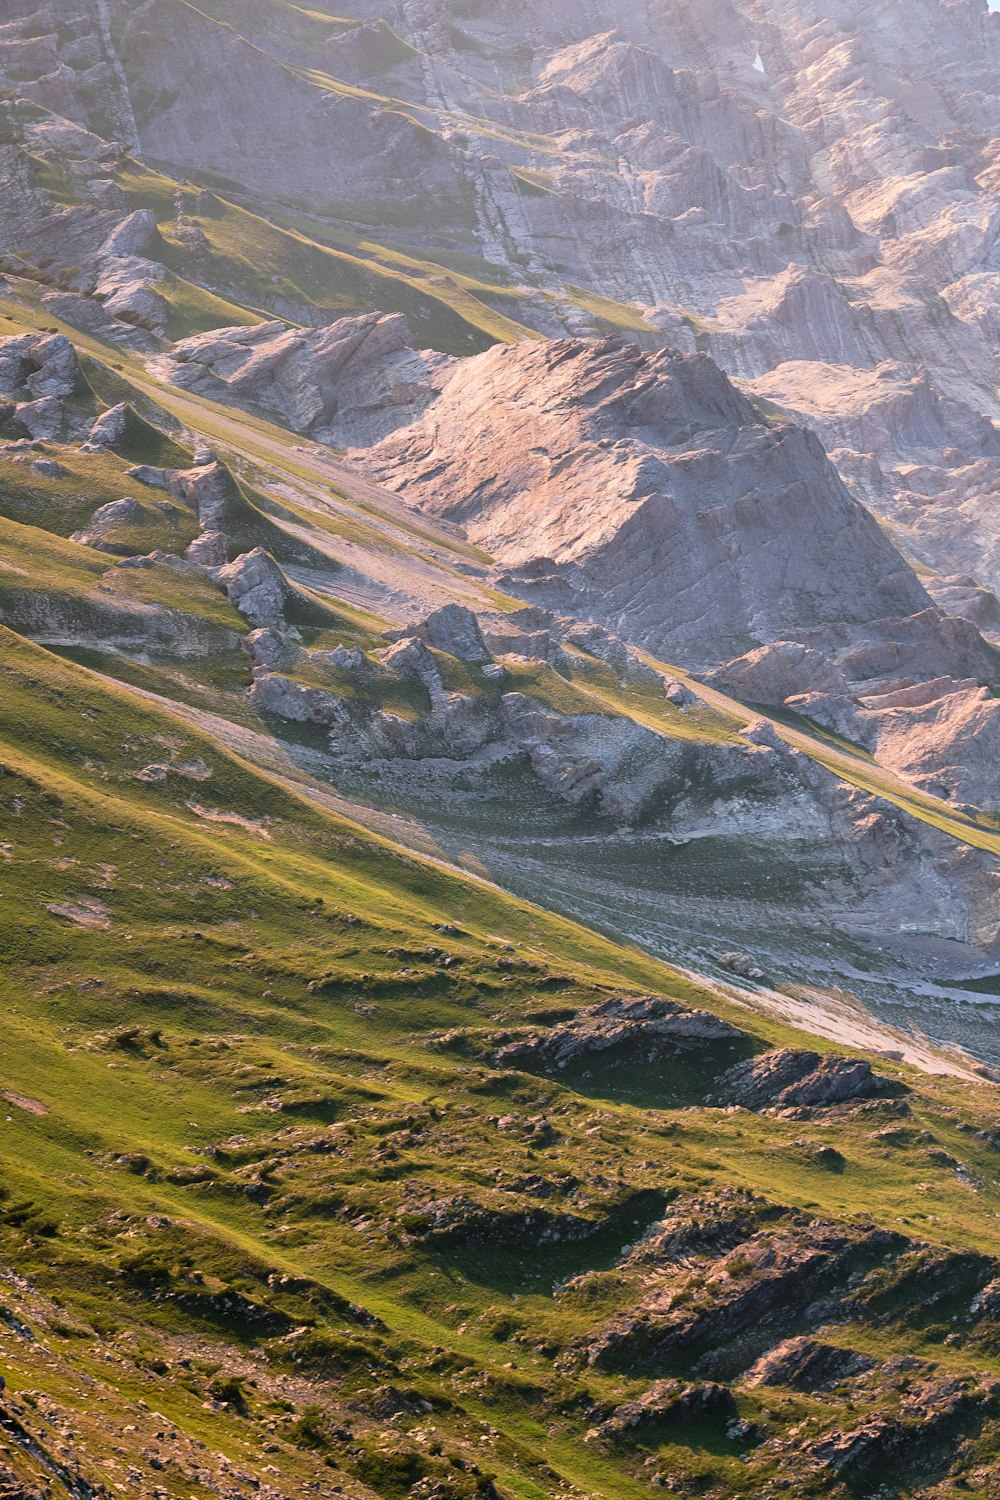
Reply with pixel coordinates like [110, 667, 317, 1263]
[718, 1049, 908, 1111]
[14, 397, 64, 441]
[71, 496, 144, 551]
[94, 255, 169, 333]
[98, 209, 159, 259]
[311, 643, 366, 675]
[212, 547, 289, 628]
[717, 951, 766, 982]
[250, 672, 344, 725]
[380, 636, 446, 703]
[415, 603, 491, 662]
[363, 339, 934, 670]
[156, 312, 445, 446]
[185, 531, 229, 567]
[80, 402, 130, 453]
[126, 465, 170, 489]
[242, 628, 300, 671]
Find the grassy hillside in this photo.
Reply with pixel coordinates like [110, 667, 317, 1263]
[0, 284, 998, 1495]
[1, 626, 1000, 1499]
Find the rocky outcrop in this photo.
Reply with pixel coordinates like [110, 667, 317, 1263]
[590, 1380, 735, 1442]
[212, 548, 289, 629]
[156, 314, 445, 447]
[70, 495, 144, 552]
[495, 996, 745, 1075]
[745, 1337, 875, 1391]
[410, 604, 490, 663]
[79, 401, 130, 453]
[0, 332, 82, 401]
[362, 337, 936, 668]
[243, 627, 300, 672]
[585, 1218, 904, 1375]
[125, 456, 248, 546]
[716, 1049, 907, 1112]
[805, 1375, 1000, 1484]
[0, 331, 89, 442]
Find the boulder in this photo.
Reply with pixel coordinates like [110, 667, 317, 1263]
[496, 995, 745, 1073]
[380, 636, 446, 702]
[94, 255, 169, 333]
[80, 402, 130, 453]
[184, 531, 229, 567]
[71, 496, 144, 552]
[717, 1049, 907, 1111]
[98, 209, 160, 259]
[717, 951, 766, 981]
[745, 1337, 876, 1391]
[414, 603, 491, 662]
[14, 397, 64, 440]
[212, 547, 289, 628]
[242, 628, 300, 671]
[0, 333, 83, 400]
[311, 643, 367, 675]
[250, 672, 344, 725]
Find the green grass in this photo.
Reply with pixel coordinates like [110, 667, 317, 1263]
[0, 284, 998, 1494]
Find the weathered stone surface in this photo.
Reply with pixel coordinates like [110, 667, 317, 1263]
[155, 313, 444, 446]
[363, 338, 934, 668]
[250, 672, 344, 725]
[79, 401, 130, 453]
[745, 1337, 875, 1391]
[586, 1217, 904, 1375]
[243, 628, 300, 672]
[12, 397, 63, 441]
[413, 603, 490, 663]
[717, 1049, 907, 1112]
[184, 530, 229, 567]
[495, 995, 745, 1074]
[98, 208, 158, 259]
[0, 332, 82, 401]
[212, 547, 289, 628]
[70, 495, 143, 552]
[806, 1375, 1000, 1482]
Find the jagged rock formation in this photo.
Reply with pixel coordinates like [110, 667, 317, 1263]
[213, 548, 290, 629]
[363, 337, 933, 665]
[494, 996, 746, 1075]
[715, 1048, 907, 1112]
[155, 314, 446, 446]
[0, 330, 91, 441]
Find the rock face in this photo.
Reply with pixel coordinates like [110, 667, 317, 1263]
[745, 1337, 876, 1391]
[155, 314, 445, 446]
[362, 337, 934, 667]
[213, 548, 290, 628]
[495, 996, 745, 1075]
[79, 402, 130, 453]
[717, 1049, 907, 1112]
[411, 604, 490, 663]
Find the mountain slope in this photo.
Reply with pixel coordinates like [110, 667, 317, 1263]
[1, 5, 1000, 1497]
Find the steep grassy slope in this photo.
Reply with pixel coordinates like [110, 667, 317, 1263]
[1, 626, 1000, 1500]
